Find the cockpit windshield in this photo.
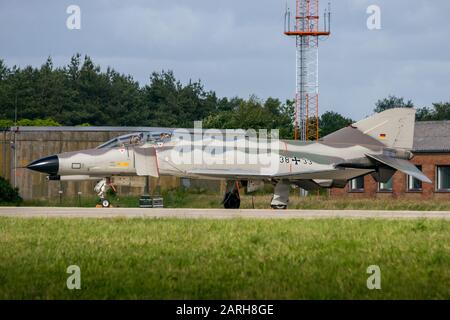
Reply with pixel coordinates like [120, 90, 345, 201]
[96, 131, 173, 149]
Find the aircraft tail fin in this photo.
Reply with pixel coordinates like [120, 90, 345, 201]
[352, 108, 416, 150]
[323, 108, 416, 150]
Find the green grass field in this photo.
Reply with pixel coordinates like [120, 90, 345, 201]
[0, 217, 448, 299]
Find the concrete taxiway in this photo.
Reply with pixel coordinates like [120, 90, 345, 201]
[0, 207, 448, 219]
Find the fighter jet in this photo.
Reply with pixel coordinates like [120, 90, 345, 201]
[27, 108, 431, 209]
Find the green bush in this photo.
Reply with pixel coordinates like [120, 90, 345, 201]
[17, 118, 61, 126]
[0, 119, 13, 128]
[0, 118, 61, 127]
[0, 177, 22, 205]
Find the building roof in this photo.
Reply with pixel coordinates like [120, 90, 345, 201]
[413, 121, 450, 153]
[3, 126, 173, 132]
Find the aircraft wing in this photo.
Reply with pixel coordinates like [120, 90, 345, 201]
[186, 168, 271, 180]
[186, 167, 373, 181]
[274, 168, 374, 180]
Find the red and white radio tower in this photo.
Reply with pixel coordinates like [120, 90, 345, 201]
[284, 0, 331, 141]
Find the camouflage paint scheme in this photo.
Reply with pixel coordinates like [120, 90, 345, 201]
[27, 108, 431, 208]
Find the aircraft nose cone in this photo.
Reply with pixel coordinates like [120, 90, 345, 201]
[27, 155, 59, 175]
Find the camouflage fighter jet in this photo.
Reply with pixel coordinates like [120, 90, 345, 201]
[27, 108, 431, 208]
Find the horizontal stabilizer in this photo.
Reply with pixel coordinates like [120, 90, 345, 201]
[366, 153, 431, 183]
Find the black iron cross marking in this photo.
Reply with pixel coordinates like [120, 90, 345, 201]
[292, 157, 301, 165]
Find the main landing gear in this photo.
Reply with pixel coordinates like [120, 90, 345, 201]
[222, 180, 290, 210]
[223, 180, 240, 209]
[271, 179, 289, 210]
[94, 177, 116, 208]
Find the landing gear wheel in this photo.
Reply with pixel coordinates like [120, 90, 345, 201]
[271, 204, 287, 210]
[223, 192, 240, 209]
[101, 199, 110, 208]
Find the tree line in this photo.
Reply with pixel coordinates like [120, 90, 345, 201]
[0, 55, 448, 138]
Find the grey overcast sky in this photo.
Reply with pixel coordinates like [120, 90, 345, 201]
[0, 0, 449, 120]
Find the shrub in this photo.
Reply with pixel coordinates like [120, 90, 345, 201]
[0, 119, 13, 128]
[0, 118, 61, 127]
[0, 177, 22, 205]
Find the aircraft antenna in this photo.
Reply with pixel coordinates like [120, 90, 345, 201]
[284, 0, 331, 141]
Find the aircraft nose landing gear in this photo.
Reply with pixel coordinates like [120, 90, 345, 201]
[223, 180, 240, 209]
[94, 178, 115, 208]
[101, 198, 110, 208]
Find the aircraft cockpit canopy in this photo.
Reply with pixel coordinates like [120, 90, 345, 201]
[96, 131, 173, 149]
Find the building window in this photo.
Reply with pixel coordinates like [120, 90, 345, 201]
[436, 165, 450, 192]
[378, 177, 393, 192]
[407, 165, 422, 192]
[349, 176, 364, 192]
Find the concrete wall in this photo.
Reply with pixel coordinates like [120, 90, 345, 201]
[0, 128, 183, 200]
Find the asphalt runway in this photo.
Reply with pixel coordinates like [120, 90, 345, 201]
[0, 207, 448, 219]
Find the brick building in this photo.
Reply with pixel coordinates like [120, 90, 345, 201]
[331, 121, 450, 199]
